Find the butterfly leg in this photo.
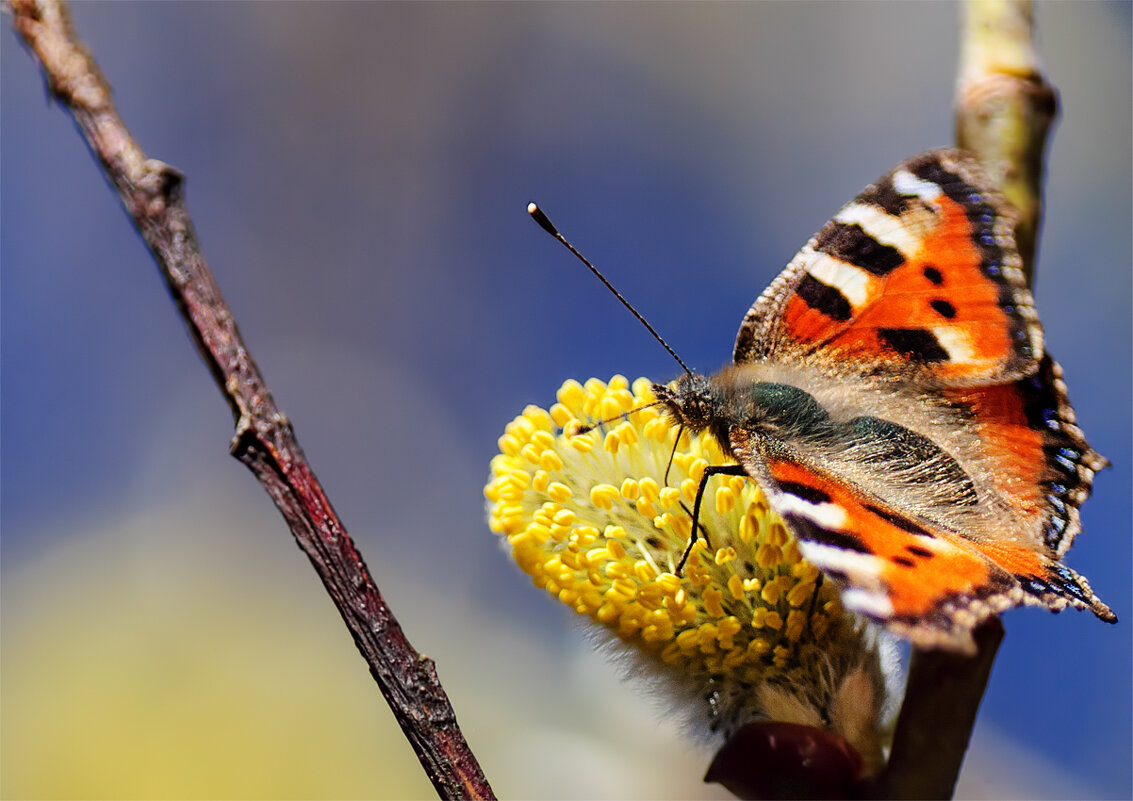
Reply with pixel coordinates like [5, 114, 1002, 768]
[676, 463, 749, 574]
[678, 500, 710, 544]
[807, 572, 825, 618]
[662, 423, 685, 486]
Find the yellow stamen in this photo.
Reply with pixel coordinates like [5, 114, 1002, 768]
[486, 375, 874, 729]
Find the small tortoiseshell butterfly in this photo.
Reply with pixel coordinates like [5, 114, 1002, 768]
[644, 149, 1114, 653]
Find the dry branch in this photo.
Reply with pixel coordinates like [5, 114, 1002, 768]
[875, 1, 1057, 797]
[8, 1, 494, 798]
[956, 0, 1058, 280]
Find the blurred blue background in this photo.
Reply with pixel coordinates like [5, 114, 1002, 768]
[3, 3, 1129, 798]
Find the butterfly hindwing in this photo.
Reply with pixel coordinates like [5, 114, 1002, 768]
[944, 352, 1107, 558]
[734, 150, 1042, 386]
[728, 427, 1112, 653]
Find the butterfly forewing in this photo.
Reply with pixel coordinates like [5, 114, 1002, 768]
[733, 150, 1042, 387]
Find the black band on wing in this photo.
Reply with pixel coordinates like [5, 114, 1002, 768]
[877, 327, 950, 363]
[796, 273, 853, 321]
[814, 222, 905, 276]
[862, 503, 934, 537]
[774, 480, 831, 505]
[782, 513, 872, 554]
[858, 180, 913, 217]
[1016, 353, 1105, 553]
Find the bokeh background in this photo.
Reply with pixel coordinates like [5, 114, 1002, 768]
[3, 3, 1129, 799]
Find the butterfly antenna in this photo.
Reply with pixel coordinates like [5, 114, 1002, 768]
[528, 203, 694, 377]
[570, 399, 666, 436]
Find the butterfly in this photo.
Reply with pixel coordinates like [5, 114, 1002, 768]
[649, 148, 1114, 653]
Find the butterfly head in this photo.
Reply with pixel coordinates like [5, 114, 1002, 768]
[651, 372, 720, 434]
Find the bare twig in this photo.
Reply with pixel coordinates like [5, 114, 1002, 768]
[872, 620, 1005, 800]
[874, 2, 1057, 798]
[956, 0, 1057, 280]
[7, 2, 494, 798]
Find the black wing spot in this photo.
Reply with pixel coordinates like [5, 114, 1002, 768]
[891, 556, 917, 568]
[797, 273, 853, 321]
[930, 299, 957, 319]
[878, 327, 950, 363]
[905, 544, 935, 559]
[922, 265, 944, 285]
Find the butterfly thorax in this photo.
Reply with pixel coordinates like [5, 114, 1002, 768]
[655, 362, 1005, 535]
[654, 370, 836, 452]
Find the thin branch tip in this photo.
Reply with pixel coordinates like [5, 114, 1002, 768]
[9, 2, 494, 797]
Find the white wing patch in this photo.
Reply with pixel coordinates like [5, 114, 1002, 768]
[796, 540, 894, 618]
[840, 588, 896, 619]
[795, 540, 884, 582]
[891, 169, 942, 203]
[775, 493, 849, 530]
[932, 326, 977, 363]
[833, 202, 919, 258]
[803, 249, 874, 307]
